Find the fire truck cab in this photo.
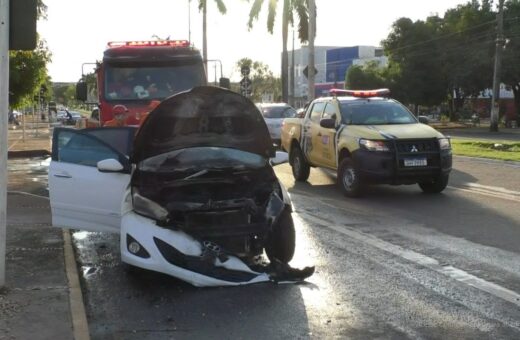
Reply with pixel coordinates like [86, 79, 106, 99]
[77, 40, 224, 127]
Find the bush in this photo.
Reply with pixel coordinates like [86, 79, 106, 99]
[440, 115, 449, 125]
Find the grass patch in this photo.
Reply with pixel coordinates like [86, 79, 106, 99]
[451, 139, 520, 162]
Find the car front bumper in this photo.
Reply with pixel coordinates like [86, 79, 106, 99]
[120, 212, 270, 287]
[352, 148, 452, 185]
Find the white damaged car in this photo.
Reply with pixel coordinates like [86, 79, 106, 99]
[49, 86, 313, 287]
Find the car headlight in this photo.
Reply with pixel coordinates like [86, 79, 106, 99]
[359, 139, 390, 152]
[132, 189, 169, 221]
[438, 138, 451, 150]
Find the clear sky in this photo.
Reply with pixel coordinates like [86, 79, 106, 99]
[38, 0, 472, 83]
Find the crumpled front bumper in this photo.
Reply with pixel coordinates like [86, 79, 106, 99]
[121, 212, 271, 287]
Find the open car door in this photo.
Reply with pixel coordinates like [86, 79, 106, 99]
[49, 127, 136, 233]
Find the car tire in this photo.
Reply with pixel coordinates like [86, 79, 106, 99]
[291, 147, 310, 182]
[265, 210, 296, 264]
[338, 157, 364, 197]
[418, 174, 449, 194]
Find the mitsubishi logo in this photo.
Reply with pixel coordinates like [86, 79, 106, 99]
[410, 145, 418, 152]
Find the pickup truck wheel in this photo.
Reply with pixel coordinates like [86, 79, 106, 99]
[418, 174, 449, 193]
[291, 147, 310, 181]
[338, 158, 364, 197]
[265, 210, 296, 264]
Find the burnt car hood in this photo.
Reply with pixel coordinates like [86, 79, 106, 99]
[132, 86, 274, 163]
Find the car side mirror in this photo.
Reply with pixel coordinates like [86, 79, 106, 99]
[418, 116, 429, 124]
[270, 151, 289, 166]
[97, 159, 124, 172]
[320, 118, 336, 129]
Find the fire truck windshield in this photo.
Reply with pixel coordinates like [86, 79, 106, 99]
[105, 64, 205, 101]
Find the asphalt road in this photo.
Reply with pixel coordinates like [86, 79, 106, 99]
[66, 156, 520, 339]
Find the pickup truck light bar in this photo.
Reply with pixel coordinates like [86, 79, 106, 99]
[107, 40, 190, 48]
[329, 88, 391, 98]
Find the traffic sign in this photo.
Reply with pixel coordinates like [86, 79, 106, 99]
[240, 65, 250, 77]
[303, 65, 318, 79]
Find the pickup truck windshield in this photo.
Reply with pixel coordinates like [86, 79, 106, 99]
[105, 64, 205, 101]
[340, 100, 417, 125]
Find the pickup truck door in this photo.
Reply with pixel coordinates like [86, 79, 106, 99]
[302, 102, 325, 164]
[316, 102, 340, 169]
[48, 127, 136, 233]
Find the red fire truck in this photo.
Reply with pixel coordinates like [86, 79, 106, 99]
[76, 40, 227, 126]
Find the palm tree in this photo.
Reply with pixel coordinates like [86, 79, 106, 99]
[248, 0, 309, 103]
[198, 0, 227, 78]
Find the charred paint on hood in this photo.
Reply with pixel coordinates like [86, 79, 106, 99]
[133, 86, 275, 163]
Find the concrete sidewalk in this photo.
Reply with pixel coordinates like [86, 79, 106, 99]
[3, 124, 89, 339]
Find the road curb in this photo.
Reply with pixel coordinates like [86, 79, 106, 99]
[7, 150, 51, 159]
[454, 155, 520, 167]
[63, 229, 91, 340]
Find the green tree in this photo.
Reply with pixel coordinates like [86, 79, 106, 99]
[9, 41, 51, 108]
[247, 0, 309, 103]
[9, 0, 51, 108]
[382, 16, 447, 114]
[502, 0, 520, 120]
[441, 0, 495, 118]
[236, 58, 281, 102]
[345, 62, 386, 90]
[198, 0, 227, 77]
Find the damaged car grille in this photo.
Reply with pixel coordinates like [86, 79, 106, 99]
[176, 209, 269, 239]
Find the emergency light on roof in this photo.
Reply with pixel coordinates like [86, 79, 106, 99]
[330, 88, 390, 98]
[107, 40, 190, 48]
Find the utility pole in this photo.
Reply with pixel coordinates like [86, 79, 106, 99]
[307, 0, 316, 102]
[0, 0, 9, 287]
[188, 0, 192, 43]
[490, 0, 505, 132]
[290, 29, 295, 107]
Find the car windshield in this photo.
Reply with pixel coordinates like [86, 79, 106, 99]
[260, 106, 297, 119]
[105, 63, 205, 101]
[139, 147, 267, 173]
[340, 100, 417, 125]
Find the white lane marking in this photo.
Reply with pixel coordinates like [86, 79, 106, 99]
[448, 185, 520, 203]
[455, 155, 520, 168]
[460, 182, 520, 196]
[299, 211, 520, 307]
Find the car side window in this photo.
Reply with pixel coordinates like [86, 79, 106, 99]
[309, 102, 325, 123]
[323, 103, 337, 120]
[53, 129, 123, 167]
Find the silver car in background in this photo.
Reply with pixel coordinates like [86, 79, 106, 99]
[257, 103, 297, 147]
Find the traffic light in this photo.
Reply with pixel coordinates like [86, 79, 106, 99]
[9, 0, 38, 51]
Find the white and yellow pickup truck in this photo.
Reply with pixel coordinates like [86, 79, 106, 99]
[281, 89, 452, 197]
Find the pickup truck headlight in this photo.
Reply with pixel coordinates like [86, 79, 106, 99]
[359, 139, 390, 152]
[438, 138, 451, 150]
[132, 189, 169, 221]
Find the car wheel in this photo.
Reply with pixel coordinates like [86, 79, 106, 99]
[418, 174, 449, 193]
[265, 210, 296, 264]
[338, 157, 364, 197]
[291, 147, 310, 182]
